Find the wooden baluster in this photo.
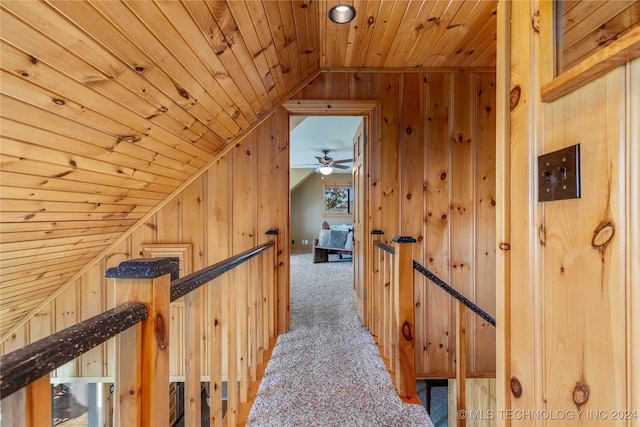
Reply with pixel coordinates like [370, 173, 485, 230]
[107, 258, 176, 427]
[392, 236, 417, 399]
[456, 301, 467, 427]
[185, 287, 202, 426]
[239, 264, 249, 403]
[27, 374, 51, 426]
[209, 279, 223, 427]
[383, 251, 392, 364]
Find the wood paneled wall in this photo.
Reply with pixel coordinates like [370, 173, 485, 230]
[1, 114, 290, 380]
[295, 71, 497, 379]
[2, 70, 495, 382]
[500, 1, 639, 424]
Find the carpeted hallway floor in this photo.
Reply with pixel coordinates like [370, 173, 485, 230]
[246, 253, 434, 426]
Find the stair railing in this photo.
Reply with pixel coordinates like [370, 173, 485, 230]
[0, 231, 279, 427]
[370, 231, 496, 427]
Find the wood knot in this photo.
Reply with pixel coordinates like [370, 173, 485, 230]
[401, 321, 413, 341]
[500, 242, 510, 251]
[406, 127, 412, 135]
[573, 383, 590, 408]
[440, 172, 447, 180]
[510, 377, 522, 398]
[510, 86, 521, 110]
[155, 313, 168, 350]
[368, 16, 374, 26]
[592, 222, 615, 250]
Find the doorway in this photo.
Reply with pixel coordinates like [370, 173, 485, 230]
[283, 99, 378, 324]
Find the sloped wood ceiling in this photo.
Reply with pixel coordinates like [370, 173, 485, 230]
[0, 0, 497, 340]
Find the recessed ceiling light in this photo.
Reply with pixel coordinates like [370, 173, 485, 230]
[328, 4, 356, 24]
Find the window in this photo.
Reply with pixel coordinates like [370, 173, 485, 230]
[322, 183, 353, 218]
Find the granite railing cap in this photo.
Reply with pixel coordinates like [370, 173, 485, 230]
[105, 257, 179, 280]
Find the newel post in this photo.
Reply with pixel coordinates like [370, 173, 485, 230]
[106, 258, 178, 427]
[392, 236, 417, 399]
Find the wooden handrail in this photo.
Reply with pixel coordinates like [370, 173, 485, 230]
[170, 242, 274, 301]
[0, 233, 279, 427]
[413, 260, 496, 327]
[0, 302, 148, 398]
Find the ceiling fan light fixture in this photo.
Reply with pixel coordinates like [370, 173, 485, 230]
[319, 165, 334, 175]
[329, 4, 356, 24]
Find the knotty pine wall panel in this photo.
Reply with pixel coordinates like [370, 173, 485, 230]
[2, 70, 494, 382]
[1, 116, 289, 382]
[504, 2, 639, 421]
[297, 71, 497, 379]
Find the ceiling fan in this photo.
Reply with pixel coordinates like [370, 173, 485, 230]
[314, 150, 352, 175]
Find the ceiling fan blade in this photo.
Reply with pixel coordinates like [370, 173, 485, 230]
[332, 158, 353, 164]
[333, 164, 350, 169]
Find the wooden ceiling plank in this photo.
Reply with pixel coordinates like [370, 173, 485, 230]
[156, 0, 257, 128]
[0, 91, 204, 171]
[0, 225, 134, 245]
[78, 0, 244, 140]
[0, 142, 181, 190]
[0, 246, 100, 269]
[0, 39, 215, 166]
[244, 1, 294, 93]
[1, 286, 70, 307]
[371, 0, 411, 68]
[0, 199, 141, 216]
[0, 153, 176, 194]
[384, 0, 439, 67]
[226, 1, 284, 102]
[262, 0, 299, 91]
[330, 1, 355, 69]
[1, 232, 125, 255]
[429, 1, 497, 68]
[347, 0, 383, 68]
[379, 0, 426, 67]
[300, 0, 320, 75]
[0, 186, 160, 208]
[197, 0, 278, 108]
[361, 1, 399, 67]
[277, 1, 305, 85]
[2, 259, 92, 282]
[0, 218, 139, 234]
[1, 135, 190, 187]
[0, 171, 167, 202]
[0, 115, 199, 180]
[292, 0, 312, 77]
[0, 300, 43, 323]
[160, 1, 276, 128]
[342, 0, 370, 67]
[3, 2, 229, 150]
[445, 3, 497, 68]
[467, 33, 499, 68]
[0, 242, 111, 264]
[411, 0, 468, 67]
[0, 210, 146, 226]
[175, 0, 266, 120]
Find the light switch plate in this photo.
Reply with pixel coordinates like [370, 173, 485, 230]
[538, 144, 581, 202]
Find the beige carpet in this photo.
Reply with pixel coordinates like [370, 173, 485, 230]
[246, 253, 434, 426]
